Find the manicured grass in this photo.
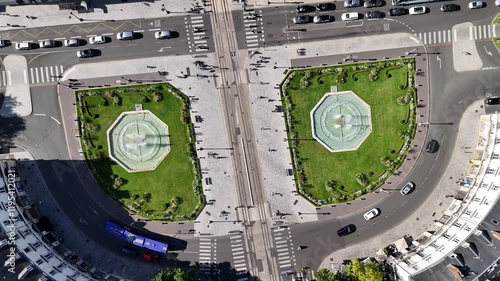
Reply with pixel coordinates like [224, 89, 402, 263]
[282, 60, 416, 204]
[494, 14, 500, 24]
[77, 84, 202, 220]
[494, 37, 500, 50]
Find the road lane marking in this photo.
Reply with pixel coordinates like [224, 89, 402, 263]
[149, 28, 160, 31]
[23, 69, 28, 84]
[51, 116, 61, 125]
[70, 35, 82, 38]
[33, 113, 46, 116]
[134, 30, 145, 33]
[102, 33, 113, 36]
[54, 37, 65, 40]
[125, 44, 138, 47]
[86, 35, 97, 37]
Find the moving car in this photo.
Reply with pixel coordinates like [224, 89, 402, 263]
[344, 0, 362, 8]
[64, 39, 79, 47]
[313, 15, 332, 23]
[409, 6, 426, 15]
[425, 139, 439, 153]
[388, 7, 408, 16]
[365, 11, 385, 19]
[364, 0, 383, 8]
[77, 49, 99, 58]
[89, 36, 105, 44]
[363, 208, 380, 220]
[121, 246, 138, 257]
[15, 42, 31, 50]
[400, 181, 415, 195]
[337, 224, 356, 236]
[155, 31, 172, 39]
[468, 1, 484, 9]
[0, 40, 5, 48]
[40, 40, 56, 48]
[497, 0, 500, 6]
[341, 12, 359, 21]
[486, 97, 500, 105]
[296, 5, 315, 13]
[317, 3, 335, 11]
[440, 4, 460, 12]
[293, 15, 312, 24]
[117, 31, 135, 40]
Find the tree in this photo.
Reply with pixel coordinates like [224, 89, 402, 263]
[315, 268, 335, 281]
[151, 268, 196, 281]
[346, 259, 383, 281]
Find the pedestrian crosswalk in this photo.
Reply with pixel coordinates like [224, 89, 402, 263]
[198, 237, 217, 275]
[0, 65, 64, 87]
[272, 226, 296, 271]
[186, 15, 209, 53]
[242, 10, 264, 49]
[417, 24, 496, 45]
[229, 231, 249, 272]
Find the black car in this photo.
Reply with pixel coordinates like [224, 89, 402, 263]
[425, 139, 439, 153]
[440, 4, 460, 12]
[296, 5, 316, 13]
[293, 15, 313, 24]
[317, 3, 335, 11]
[486, 97, 500, 105]
[121, 246, 138, 257]
[388, 7, 408, 16]
[77, 49, 100, 58]
[366, 11, 385, 18]
[365, 0, 384, 8]
[337, 224, 356, 236]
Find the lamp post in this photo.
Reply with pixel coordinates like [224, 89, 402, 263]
[69, 12, 84, 22]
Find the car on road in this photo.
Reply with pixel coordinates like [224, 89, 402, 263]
[497, 0, 500, 6]
[337, 224, 356, 236]
[15, 42, 31, 50]
[0, 40, 5, 48]
[121, 246, 138, 257]
[344, 0, 362, 8]
[117, 31, 135, 40]
[364, 0, 384, 8]
[425, 139, 439, 153]
[40, 40, 56, 48]
[293, 15, 312, 24]
[317, 3, 335, 11]
[77, 49, 99, 58]
[388, 7, 408, 16]
[89, 36, 105, 44]
[363, 208, 380, 220]
[341, 12, 359, 21]
[366, 11, 385, 18]
[486, 97, 500, 105]
[400, 182, 415, 195]
[64, 39, 80, 47]
[296, 5, 316, 13]
[468, 1, 484, 9]
[409, 6, 427, 15]
[440, 4, 460, 12]
[155, 31, 172, 39]
[143, 252, 159, 261]
[313, 15, 332, 23]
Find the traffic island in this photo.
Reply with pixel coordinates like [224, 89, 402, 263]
[281, 59, 417, 205]
[76, 83, 203, 221]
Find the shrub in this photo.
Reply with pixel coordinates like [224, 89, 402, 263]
[152, 91, 163, 102]
[112, 95, 121, 105]
[113, 177, 125, 189]
[89, 124, 100, 131]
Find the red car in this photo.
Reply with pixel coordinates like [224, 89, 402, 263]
[143, 253, 159, 262]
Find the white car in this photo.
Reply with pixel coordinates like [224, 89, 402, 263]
[409, 6, 426, 15]
[496, 0, 500, 6]
[40, 40, 56, 48]
[0, 40, 5, 48]
[341, 12, 359, 21]
[64, 39, 79, 47]
[363, 208, 380, 220]
[155, 31, 172, 39]
[15, 42, 31, 50]
[468, 1, 484, 9]
[89, 36, 105, 44]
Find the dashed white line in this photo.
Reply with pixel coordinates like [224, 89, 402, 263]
[149, 28, 160, 31]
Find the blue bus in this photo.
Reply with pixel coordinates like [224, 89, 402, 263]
[104, 220, 168, 254]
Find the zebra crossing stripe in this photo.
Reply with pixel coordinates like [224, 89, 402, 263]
[454, 29, 457, 42]
[278, 251, 289, 256]
[438, 31, 441, 43]
[433, 31, 436, 44]
[479, 26, 482, 39]
[50, 66, 54, 82]
[30, 68, 34, 84]
[277, 247, 288, 252]
[483, 25, 487, 38]
[488, 25, 492, 38]
[470, 26, 474, 40]
[199, 253, 212, 256]
[448, 30, 451, 42]
[423, 33, 427, 44]
[45, 67, 50, 82]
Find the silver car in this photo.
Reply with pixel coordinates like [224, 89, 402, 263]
[400, 182, 415, 195]
[363, 208, 380, 220]
[64, 39, 79, 47]
[155, 31, 172, 39]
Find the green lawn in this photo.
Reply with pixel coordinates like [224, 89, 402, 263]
[76, 84, 202, 220]
[494, 14, 500, 24]
[283, 60, 416, 204]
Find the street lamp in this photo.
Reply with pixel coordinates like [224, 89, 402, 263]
[69, 12, 84, 22]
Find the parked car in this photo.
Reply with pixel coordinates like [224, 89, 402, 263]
[40, 40, 56, 48]
[409, 6, 427, 15]
[363, 208, 380, 220]
[64, 39, 79, 47]
[296, 5, 316, 13]
[121, 246, 138, 257]
[344, 0, 362, 8]
[77, 49, 99, 58]
[388, 7, 408, 16]
[313, 15, 332, 23]
[440, 4, 460, 12]
[496, 0, 500, 6]
[341, 12, 359, 21]
[400, 182, 415, 195]
[293, 15, 312, 24]
[117, 31, 135, 40]
[337, 224, 356, 236]
[155, 31, 172, 39]
[89, 36, 105, 44]
[366, 11, 385, 18]
[364, 0, 384, 8]
[143, 252, 159, 261]
[0, 40, 5, 48]
[468, 1, 484, 9]
[425, 139, 439, 153]
[15, 42, 31, 50]
[317, 3, 335, 11]
[486, 97, 500, 105]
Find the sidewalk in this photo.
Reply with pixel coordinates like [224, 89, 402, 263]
[319, 99, 484, 269]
